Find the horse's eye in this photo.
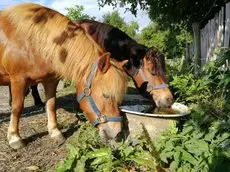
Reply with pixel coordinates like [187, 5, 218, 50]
[103, 93, 110, 99]
[151, 71, 156, 75]
[150, 68, 156, 75]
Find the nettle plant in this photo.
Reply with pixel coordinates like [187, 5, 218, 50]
[157, 48, 230, 172]
[168, 48, 230, 106]
[170, 74, 211, 104]
[154, 111, 230, 172]
[203, 48, 230, 98]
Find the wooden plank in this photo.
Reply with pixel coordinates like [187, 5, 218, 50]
[192, 22, 201, 74]
[218, 6, 225, 47]
[213, 13, 219, 60]
[224, 2, 230, 47]
[200, 28, 204, 64]
[200, 3, 229, 65]
[207, 19, 212, 64]
[203, 24, 208, 65]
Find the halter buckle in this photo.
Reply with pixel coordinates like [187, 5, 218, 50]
[147, 84, 153, 92]
[98, 115, 107, 123]
[83, 87, 91, 96]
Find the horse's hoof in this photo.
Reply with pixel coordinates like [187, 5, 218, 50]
[35, 101, 45, 107]
[52, 134, 66, 146]
[9, 139, 25, 149]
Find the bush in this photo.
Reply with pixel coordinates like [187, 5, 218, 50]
[56, 123, 158, 172]
[170, 74, 211, 104]
[155, 108, 230, 172]
[168, 48, 230, 106]
[157, 48, 230, 171]
[203, 48, 230, 98]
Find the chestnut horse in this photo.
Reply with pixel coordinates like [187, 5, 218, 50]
[18, 20, 174, 108]
[76, 19, 173, 107]
[0, 3, 129, 149]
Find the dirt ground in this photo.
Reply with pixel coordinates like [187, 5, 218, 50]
[0, 84, 79, 172]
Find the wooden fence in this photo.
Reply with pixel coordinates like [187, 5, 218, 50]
[187, 2, 230, 66]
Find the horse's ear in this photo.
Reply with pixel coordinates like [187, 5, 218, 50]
[98, 52, 111, 73]
[111, 59, 129, 69]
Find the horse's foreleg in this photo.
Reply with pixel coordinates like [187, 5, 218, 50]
[42, 80, 64, 140]
[9, 85, 12, 106]
[31, 85, 44, 107]
[8, 78, 27, 149]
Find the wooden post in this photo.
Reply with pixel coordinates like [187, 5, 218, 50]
[218, 7, 224, 48]
[224, 2, 230, 47]
[185, 43, 192, 67]
[192, 22, 201, 75]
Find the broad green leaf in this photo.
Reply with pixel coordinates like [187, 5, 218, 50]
[196, 140, 209, 152]
[74, 157, 87, 172]
[159, 151, 174, 163]
[177, 167, 183, 172]
[174, 151, 181, 161]
[219, 132, 230, 143]
[170, 160, 179, 172]
[103, 160, 121, 171]
[185, 143, 202, 156]
[181, 125, 194, 135]
[193, 132, 204, 139]
[56, 156, 75, 172]
[181, 149, 198, 165]
[67, 144, 79, 158]
[123, 146, 134, 157]
[87, 147, 111, 158]
[181, 163, 192, 172]
[128, 157, 155, 168]
[204, 131, 217, 142]
[91, 157, 110, 166]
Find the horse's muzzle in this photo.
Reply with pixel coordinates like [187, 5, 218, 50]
[98, 122, 122, 141]
[155, 97, 174, 108]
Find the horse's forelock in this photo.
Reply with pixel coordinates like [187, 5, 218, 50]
[146, 47, 166, 76]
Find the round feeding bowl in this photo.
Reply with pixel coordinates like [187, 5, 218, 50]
[120, 102, 191, 138]
[120, 102, 191, 118]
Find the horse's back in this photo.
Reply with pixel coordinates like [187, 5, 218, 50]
[76, 19, 147, 67]
[0, 4, 56, 84]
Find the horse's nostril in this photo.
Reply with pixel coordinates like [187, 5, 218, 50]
[167, 98, 173, 105]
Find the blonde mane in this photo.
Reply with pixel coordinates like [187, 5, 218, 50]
[2, 3, 127, 103]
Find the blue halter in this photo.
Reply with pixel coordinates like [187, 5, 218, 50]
[129, 67, 169, 93]
[77, 61, 123, 127]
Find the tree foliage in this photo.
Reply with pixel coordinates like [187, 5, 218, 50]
[66, 5, 95, 21]
[138, 22, 192, 59]
[102, 11, 125, 28]
[138, 22, 167, 52]
[102, 11, 139, 38]
[98, 0, 227, 29]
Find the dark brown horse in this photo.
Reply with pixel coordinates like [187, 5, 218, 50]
[20, 19, 174, 108]
[8, 85, 44, 107]
[76, 19, 173, 107]
[0, 3, 129, 149]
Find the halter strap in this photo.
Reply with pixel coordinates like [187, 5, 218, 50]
[137, 68, 169, 92]
[77, 61, 123, 127]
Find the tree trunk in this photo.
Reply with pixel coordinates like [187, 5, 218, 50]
[192, 22, 201, 76]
